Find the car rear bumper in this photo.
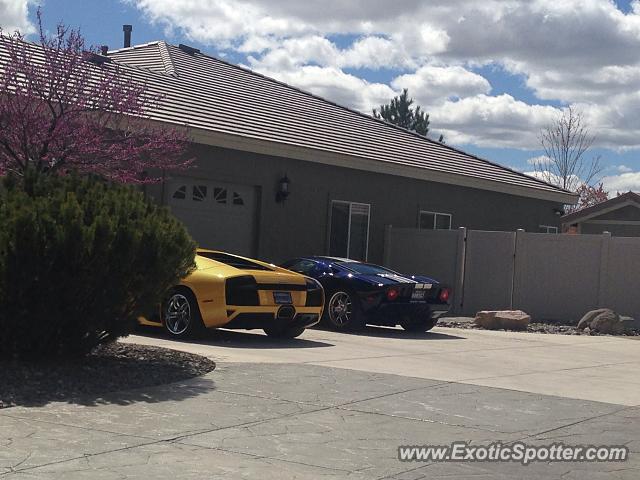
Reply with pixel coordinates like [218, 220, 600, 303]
[223, 307, 321, 330]
[366, 302, 450, 324]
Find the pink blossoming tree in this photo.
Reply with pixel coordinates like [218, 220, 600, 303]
[0, 11, 190, 183]
[566, 183, 609, 214]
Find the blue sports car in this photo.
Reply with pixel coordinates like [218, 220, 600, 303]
[280, 257, 451, 332]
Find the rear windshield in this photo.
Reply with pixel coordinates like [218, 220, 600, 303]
[339, 262, 399, 276]
[198, 252, 272, 271]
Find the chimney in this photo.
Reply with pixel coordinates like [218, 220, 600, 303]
[100, 45, 109, 56]
[123, 25, 132, 48]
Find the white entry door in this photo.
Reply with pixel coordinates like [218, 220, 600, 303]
[167, 177, 257, 256]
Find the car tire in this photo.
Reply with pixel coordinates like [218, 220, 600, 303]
[162, 288, 205, 339]
[322, 290, 366, 331]
[263, 325, 306, 339]
[400, 313, 438, 332]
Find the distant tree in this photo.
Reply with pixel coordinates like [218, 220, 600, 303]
[565, 183, 609, 214]
[0, 10, 190, 183]
[535, 106, 602, 192]
[373, 89, 431, 137]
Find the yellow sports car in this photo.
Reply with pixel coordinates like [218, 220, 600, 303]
[140, 250, 324, 339]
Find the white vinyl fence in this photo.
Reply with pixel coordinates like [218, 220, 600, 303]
[383, 226, 640, 322]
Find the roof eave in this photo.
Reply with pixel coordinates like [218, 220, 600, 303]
[184, 126, 578, 205]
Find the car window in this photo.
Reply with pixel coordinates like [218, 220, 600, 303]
[198, 252, 272, 271]
[339, 262, 399, 275]
[284, 259, 319, 275]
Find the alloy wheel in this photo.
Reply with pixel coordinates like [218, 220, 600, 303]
[165, 293, 191, 335]
[328, 291, 352, 327]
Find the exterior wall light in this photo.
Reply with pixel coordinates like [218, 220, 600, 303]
[553, 208, 564, 216]
[276, 174, 290, 203]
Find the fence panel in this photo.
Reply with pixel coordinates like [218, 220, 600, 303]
[462, 230, 515, 315]
[383, 226, 640, 322]
[383, 227, 461, 285]
[513, 232, 603, 322]
[603, 237, 640, 318]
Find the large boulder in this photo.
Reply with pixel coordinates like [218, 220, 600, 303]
[475, 311, 531, 331]
[620, 316, 640, 332]
[577, 309, 638, 335]
[590, 310, 623, 334]
[577, 308, 612, 330]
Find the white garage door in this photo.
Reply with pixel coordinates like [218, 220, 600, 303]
[167, 177, 257, 256]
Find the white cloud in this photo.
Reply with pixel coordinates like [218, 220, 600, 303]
[0, 0, 35, 34]
[602, 172, 640, 193]
[391, 65, 491, 105]
[126, 0, 640, 153]
[246, 64, 395, 113]
[527, 155, 550, 167]
[430, 94, 560, 149]
[617, 165, 633, 173]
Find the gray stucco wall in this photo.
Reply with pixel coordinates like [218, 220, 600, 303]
[147, 144, 563, 263]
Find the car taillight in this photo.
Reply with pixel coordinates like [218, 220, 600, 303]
[387, 288, 399, 301]
[439, 288, 451, 303]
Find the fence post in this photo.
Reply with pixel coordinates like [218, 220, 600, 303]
[452, 227, 467, 315]
[511, 229, 525, 310]
[597, 231, 611, 308]
[383, 224, 393, 267]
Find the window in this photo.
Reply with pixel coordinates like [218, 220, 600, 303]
[338, 262, 399, 276]
[329, 201, 370, 261]
[419, 210, 452, 230]
[172, 185, 187, 200]
[539, 225, 559, 234]
[192, 185, 207, 202]
[232, 192, 244, 206]
[198, 251, 272, 270]
[283, 259, 321, 276]
[214, 187, 227, 204]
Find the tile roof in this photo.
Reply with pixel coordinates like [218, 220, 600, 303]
[1, 37, 576, 203]
[562, 191, 640, 224]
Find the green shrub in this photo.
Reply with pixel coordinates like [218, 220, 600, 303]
[0, 171, 196, 358]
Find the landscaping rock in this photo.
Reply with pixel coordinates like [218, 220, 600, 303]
[474, 311, 501, 330]
[590, 310, 622, 334]
[620, 316, 640, 332]
[0, 342, 216, 408]
[576, 309, 639, 335]
[474, 310, 531, 331]
[577, 308, 612, 330]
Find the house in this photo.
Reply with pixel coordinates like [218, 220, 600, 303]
[108, 42, 575, 263]
[562, 192, 640, 236]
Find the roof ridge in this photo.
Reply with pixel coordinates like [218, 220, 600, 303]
[107, 41, 162, 54]
[157, 41, 178, 77]
[163, 43, 571, 196]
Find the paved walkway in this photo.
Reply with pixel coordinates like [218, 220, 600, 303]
[1, 325, 638, 479]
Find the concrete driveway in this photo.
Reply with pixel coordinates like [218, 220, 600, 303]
[1, 324, 638, 479]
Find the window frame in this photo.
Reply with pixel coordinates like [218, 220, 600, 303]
[539, 225, 559, 234]
[328, 200, 371, 261]
[418, 210, 453, 230]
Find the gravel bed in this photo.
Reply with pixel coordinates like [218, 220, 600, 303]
[0, 342, 215, 409]
[437, 317, 640, 336]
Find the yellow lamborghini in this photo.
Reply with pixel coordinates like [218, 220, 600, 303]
[140, 249, 324, 339]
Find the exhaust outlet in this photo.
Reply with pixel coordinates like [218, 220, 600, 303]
[277, 305, 295, 320]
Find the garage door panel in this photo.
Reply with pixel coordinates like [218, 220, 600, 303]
[167, 178, 257, 256]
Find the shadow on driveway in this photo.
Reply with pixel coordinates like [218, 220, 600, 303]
[312, 324, 466, 340]
[135, 326, 335, 349]
[1, 343, 216, 409]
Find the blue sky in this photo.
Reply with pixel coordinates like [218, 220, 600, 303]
[2, 0, 640, 192]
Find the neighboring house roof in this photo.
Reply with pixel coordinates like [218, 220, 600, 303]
[562, 192, 640, 224]
[0, 37, 575, 203]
